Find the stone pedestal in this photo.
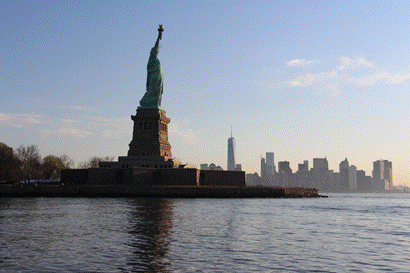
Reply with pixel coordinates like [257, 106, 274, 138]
[99, 108, 175, 169]
[128, 108, 172, 159]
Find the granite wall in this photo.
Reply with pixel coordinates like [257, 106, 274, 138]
[61, 167, 202, 186]
[199, 170, 246, 187]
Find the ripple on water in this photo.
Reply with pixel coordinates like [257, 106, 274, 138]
[0, 195, 410, 272]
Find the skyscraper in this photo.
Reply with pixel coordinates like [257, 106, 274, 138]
[227, 130, 236, 171]
[298, 160, 309, 172]
[312, 157, 329, 191]
[278, 161, 292, 174]
[313, 157, 328, 171]
[339, 158, 349, 172]
[339, 158, 349, 191]
[260, 157, 266, 182]
[372, 160, 393, 191]
[266, 152, 275, 176]
[348, 165, 357, 190]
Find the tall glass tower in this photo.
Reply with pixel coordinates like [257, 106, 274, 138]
[227, 130, 236, 171]
[266, 152, 275, 175]
[372, 160, 393, 191]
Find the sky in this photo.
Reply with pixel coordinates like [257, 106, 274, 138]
[1, 1, 409, 186]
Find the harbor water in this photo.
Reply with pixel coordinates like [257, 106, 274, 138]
[1, 193, 409, 272]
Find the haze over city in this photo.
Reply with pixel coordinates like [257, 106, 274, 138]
[1, 1, 409, 186]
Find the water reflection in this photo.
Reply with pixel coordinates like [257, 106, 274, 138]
[126, 198, 173, 272]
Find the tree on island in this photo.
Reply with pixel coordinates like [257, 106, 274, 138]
[16, 145, 42, 182]
[78, 156, 114, 169]
[42, 155, 74, 179]
[1, 142, 113, 181]
[0, 143, 22, 182]
[60, 154, 74, 169]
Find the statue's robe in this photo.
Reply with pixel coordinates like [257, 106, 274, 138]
[139, 39, 163, 108]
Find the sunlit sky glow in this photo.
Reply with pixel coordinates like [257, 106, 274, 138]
[1, 1, 409, 185]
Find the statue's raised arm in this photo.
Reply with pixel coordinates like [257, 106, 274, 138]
[153, 24, 163, 52]
[157, 24, 164, 40]
[139, 25, 164, 109]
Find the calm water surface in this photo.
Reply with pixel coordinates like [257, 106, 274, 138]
[1, 194, 409, 272]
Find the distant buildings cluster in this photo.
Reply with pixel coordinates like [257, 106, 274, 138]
[199, 133, 394, 192]
[200, 163, 242, 171]
[247, 153, 393, 192]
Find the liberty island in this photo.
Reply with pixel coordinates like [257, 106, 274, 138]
[0, 26, 318, 198]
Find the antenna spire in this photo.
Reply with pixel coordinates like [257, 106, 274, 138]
[231, 125, 233, 138]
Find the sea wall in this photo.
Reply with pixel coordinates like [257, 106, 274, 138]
[0, 184, 319, 198]
[283, 187, 319, 198]
[61, 168, 243, 187]
[199, 170, 246, 187]
[61, 169, 88, 185]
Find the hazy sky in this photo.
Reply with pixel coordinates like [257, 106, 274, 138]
[1, 1, 409, 185]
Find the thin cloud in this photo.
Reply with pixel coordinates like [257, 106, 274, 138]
[283, 56, 409, 97]
[0, 113, 11, 122]
[355, 72, 410, 86]
[287, 59, 316, 67]
[169, 122, 200, 144]
[0, 113, 43, 128]
[102, 129, 132, 139]
[60, 119, 81, 125]
[338, 57, 374, 70]
[40, 129, 92, 139]
[87, 116, 130, 129]
[285, 70, 338, 87]
[283, 70, 340, 97]
[60, 105, 98, 113]
[87, 116, 132, 138]
[87, 116, 129, 124]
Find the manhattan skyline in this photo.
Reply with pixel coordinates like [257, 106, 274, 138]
[1, 1, 409, 185]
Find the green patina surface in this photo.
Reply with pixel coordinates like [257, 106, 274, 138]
[139, 27, 164, 109]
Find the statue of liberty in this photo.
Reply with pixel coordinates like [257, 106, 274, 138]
[139, 25, 164, 109]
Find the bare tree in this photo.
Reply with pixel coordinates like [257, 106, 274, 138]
[78, 156, 114, 169]
[78, 161, 90, 169]
[60, 155, 74, 169]
[42, 155, 65, 179]
[16, 145, 41, 181]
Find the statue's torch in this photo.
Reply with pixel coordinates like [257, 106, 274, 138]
[158, 24, 164, 40]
